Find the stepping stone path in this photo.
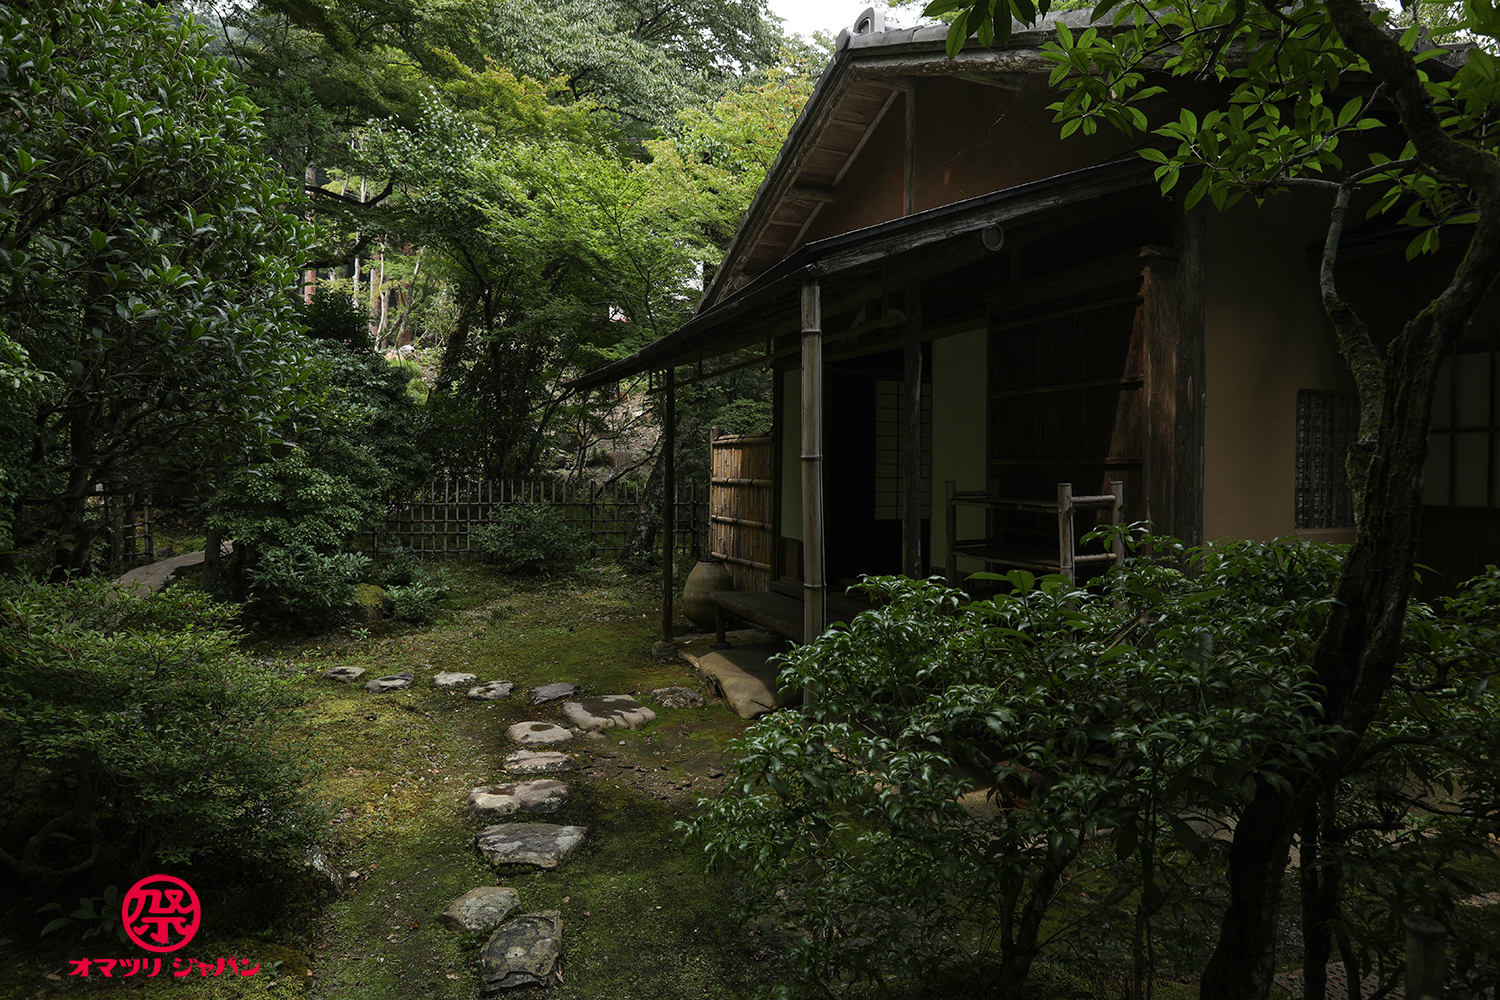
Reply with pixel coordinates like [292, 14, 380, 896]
[364, 672, 414, 693]
[434, 671, 478, 688]
[651, 686, 704, 709]
[562, 694, 656, 731]
[476, 824, 586, 870]
[506, 721, 573, 745]
[439, 887, 520, 932]
[322, 666, 367, 683]
[503, 750, 575, 774]
[468, 780, 569, 819]
[468, 681, 515, 701]
[530, 682, 580, 704]
[480, 911, 562, 992]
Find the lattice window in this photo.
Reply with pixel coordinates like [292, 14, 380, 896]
[873, 379, 933, 521]
[1295, 390, 1357, 529]
[1425, 348, 1499, 508]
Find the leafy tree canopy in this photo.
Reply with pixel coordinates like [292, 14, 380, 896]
[0, 0, 313, 576]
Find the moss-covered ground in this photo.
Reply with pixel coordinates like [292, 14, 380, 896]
[1, 561, 784, 1000]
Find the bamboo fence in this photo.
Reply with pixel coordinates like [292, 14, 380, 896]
[357, 478, 708, 562]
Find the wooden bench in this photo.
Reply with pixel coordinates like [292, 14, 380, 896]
[710, 580, 870, 645]
[945, 481, 1124, 586]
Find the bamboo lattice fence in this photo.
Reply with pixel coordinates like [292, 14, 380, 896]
[357, 478, 708, 562]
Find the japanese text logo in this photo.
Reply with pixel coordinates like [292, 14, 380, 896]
[121, 875, 200, 953]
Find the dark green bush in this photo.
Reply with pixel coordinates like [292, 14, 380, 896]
[0, 578, 322, 880]
[380, 544, 421, 587]
[244, 544, 373, 625]
[471, 503, 584, 574]
[687, 533, 1500, 998]
[386, 580, 443, 623]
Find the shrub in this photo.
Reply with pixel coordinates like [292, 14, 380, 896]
[471, 503, 584, 574]
[386, 581, 442, 623]
[0, 578, 322, 880]
[687, 535, 1500, 997]
[381, 544, 421, 587]
[245, 544, 372, 625]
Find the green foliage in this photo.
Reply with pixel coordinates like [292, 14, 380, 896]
[471, 503, 585, 574]
[381, 545, 421, 586]
[386, 580, 443, 623]
[0, 578, 322, 878]
[245, 544, 373, 625]
[212, 450, 375, 554]
[37, 885, 127, 944]
[0, 0, 312, 574]
[686, 535, 1361, 996]
[303, 288, 373, 350]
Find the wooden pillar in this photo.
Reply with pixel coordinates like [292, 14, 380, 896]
[662, 366, 676, 642]
[1057, 482, 1075, 585]
[801, 278, 826, 660]
[903, 278, 923, 577]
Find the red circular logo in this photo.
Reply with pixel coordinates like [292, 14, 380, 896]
[121, 875, 200, 953]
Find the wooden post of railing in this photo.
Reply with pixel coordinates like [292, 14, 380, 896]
[1109, 479, 1125, 571]
[1404, 914, 1446, 1000]
[1057, 483, 1075, 585]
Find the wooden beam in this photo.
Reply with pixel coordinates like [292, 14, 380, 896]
[788, 185, 837, 204]
[801, 278, 826, 677]
[903, 279, 923, 577]
[662, 365, 676, 641]
[905, 89, 916, 217]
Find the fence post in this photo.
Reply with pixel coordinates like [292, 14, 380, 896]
[1405, 915, 1446, 1000]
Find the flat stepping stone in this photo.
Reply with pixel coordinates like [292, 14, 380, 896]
[468, 780, 569, 819]
[651, 686, 704, 709]
[503, 750, 575, 774]
[531, 682, 580, 704]
[364, 672, 414, 693]
[476, 824, 586, 870]
[562, 694, 656, 731]
[439, 887, 520, 932]
[323, 666, 367, 683]
[434, 671, 478, 688]
[481, 911, 562, 991]
[468, 681, 515, 701]
[506, 721, 573, 745]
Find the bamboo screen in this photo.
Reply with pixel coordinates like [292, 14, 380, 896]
[709, 430, 774, 592]
[359, 478, 707, 562]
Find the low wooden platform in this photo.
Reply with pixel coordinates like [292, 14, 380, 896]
[710, 584, 868, 645]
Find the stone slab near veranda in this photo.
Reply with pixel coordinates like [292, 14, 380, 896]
[481, 911, 562, 991]
[561, 694, 656, 731]
[475, 823, 586, 870]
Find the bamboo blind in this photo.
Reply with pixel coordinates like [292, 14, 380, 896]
[709, 430, 774, 592]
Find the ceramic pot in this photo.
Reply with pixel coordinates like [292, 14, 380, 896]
[681, 560, 733, 630]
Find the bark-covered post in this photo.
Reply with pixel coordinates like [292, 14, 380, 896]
[661, 365, 676, 643]
[801, 275, 826, 698]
